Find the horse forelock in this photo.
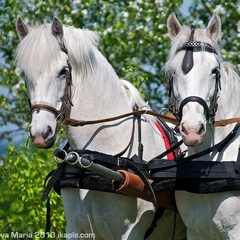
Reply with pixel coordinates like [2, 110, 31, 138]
[15, 23, 100, 80]
[164, 26, 221, 73]
[15, 24, 60, 80]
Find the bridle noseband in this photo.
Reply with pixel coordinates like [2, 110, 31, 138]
[30, 42, 73, 123]
[169, 25, 221, 123]
[178, 96, 210, 121]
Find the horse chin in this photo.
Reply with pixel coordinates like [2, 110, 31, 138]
[32, 135, 56, 149]
[182, 133, 203, 147]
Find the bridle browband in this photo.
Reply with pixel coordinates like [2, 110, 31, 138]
[169, 25, 221, 123]
[176, 41, 218, 55]
[30, 42, 73, 123]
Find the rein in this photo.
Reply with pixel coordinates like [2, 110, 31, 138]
[62, 109, 179, 126]
[62, 108, 240, 128]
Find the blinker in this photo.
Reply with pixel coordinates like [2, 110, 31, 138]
[182, 24, 195, 75]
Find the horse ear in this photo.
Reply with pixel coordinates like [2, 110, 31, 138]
[206, 14, 222, 41]
[16, 17, 29, 39]
[167, 12, 182, 39]
[52, 17, 64, 39]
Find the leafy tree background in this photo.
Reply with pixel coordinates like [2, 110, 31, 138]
[0, 0, 239, 238]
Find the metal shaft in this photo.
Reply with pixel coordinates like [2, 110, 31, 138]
[66, 152, 124, 182]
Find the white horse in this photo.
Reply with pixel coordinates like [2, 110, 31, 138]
[15, 17, 186, 239]
[166, 12, 240, 239]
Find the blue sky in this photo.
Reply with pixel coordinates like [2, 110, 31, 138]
[181, 0, 191, 16]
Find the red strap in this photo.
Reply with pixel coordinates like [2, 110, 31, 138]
[155, 121, 175, 160]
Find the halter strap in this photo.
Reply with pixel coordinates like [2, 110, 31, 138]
[177, 41, 218, 55]
[31, 104, 60, 117]
[179, 96, 210, 121]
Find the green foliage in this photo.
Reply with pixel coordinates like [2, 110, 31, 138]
[0, 145, 65, 239]
[187, 1, 240, 68]
[0, 144, 65, 239]
[0, 0, 240, 237]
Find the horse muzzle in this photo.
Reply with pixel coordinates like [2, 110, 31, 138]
[29, 125, 57, 148]
[180, 122, 205, 146]
[29, 112, 57, 149]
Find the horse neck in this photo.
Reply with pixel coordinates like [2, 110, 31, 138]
[66, 46, 136, 153]
[214, 62, 240, 141]
[70, 50, 130, 119]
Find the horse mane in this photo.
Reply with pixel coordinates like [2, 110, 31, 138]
[62, 26, 100, 75]
[15, 23, 100, 79]
[120, 80, 156, 123]
[222, 62, 240, 82]
[164, 26, 222, 73]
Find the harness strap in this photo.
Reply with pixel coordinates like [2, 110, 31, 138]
[41, 169, 56, 239]
[154, 139, 183, 160]
[149, 122, 240, 170]
[179, 96, 210, 121]
[62, 109, 179, 127]
[41, 142, 69, 239]
[214, 117, 240, 127]
[31, 104, 60, 117]
[41, 164, 64, 202]
[176, 41, 218, 55]
[113, 116, 137, 158]
[144, 206, 166, 239]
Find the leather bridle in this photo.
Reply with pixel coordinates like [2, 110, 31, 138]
[30, 42, 73, 123]
[169, 25, 221, 123]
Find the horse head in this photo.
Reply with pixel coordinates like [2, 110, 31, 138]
[15, 17, 71, 148]
[166, 13, 222, 146]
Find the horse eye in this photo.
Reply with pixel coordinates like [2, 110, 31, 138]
[58, 68, 68, 78]
[211, 68, 220, 75]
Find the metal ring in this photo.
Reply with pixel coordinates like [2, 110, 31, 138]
[67, 151, 80, 165]
[56, 112, 64, 124]
[54, 150, 67, 163]
[78, 155, 93, 169]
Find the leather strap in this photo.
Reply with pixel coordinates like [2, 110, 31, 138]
[179, 96, 210, 121]
[31, 104, 60, 117]
[214, 117, 240, 126]
[62, 109, 179, 127]
[149, 122, 240, 171]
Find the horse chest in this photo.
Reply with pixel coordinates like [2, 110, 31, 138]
[175, 190, 240, 239]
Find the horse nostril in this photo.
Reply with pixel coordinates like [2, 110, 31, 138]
[180, 123, 188, 135]
[198, 123, 205, 135]
[44, 125, 54, 139]
[47, 125, 53, 134]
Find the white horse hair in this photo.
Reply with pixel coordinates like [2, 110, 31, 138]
[15, 17, 186, 239]
[166, 12, 240, 239]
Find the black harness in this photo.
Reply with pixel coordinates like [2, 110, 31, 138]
[40, 25, 240, 239]
[169, 25, 221, 123]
